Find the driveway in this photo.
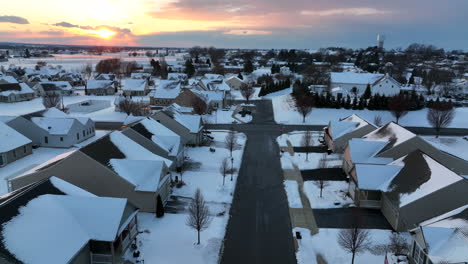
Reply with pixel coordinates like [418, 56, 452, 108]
[301, 168, 347, 181]
[220, 100, 297, 264]
[293, 146, 327, 153]
[313, 208, 392, 229]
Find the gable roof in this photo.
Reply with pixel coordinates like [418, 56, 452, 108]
[38, 81, 72, 91]
[331, 72, 384, 85]
[329, 114, 374, 140]
[86, 80, 114, 89]
[161, 104, 202, 133]
[348, 138, 393, 165]
[418, 205, 468, 263]
[362, 122, 416, 154]
[0, 83, 34, 96]
[132, 117, 181, 156]
[355, 164, 403, 191]
[109, 159, 166, 192]
[0, 122, 32, 153]
[385, 151, 465, 207]
[123, 79, 146, 91]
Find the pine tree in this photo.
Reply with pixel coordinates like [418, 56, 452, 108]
[244, 60, 254, 73]
[237, 72, 243, 80]
[363, 84, 372, 99]
[184, 59, 195, 78]
[156, 195, 165, 218]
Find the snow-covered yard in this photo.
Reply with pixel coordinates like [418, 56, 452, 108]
[295, 227, 408, 264]
[277, 131, 323, 147]
[0, 130, 110, 195]
[281, 152, 342, 170]
[271, 93, 468, 128]
[203, 106, 253, 124]
[422, 136, 468, 161]
[284, 180, 303, 208]
[230, 87, 261, 101]
[128, 130, 246, 264]
[303, 181, 354, 209]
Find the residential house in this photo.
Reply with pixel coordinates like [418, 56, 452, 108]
[324, 114, 377, 153]
[3, 108, 95, 148]
[0, 177, 139, 264]
[349, 150, 468, 231]
[34, 81, 74, 96]
[150, 81, 181, 107]
[0, 76, 19, 84]
[95, 73, 116, 81]
[167, 73, 188, 82]
[123, 117, 184, 167]
[225, 75, 244, 90]
[0, 121, 32, 167]
[122, 79, 149, 96]
[130, 72, 151, 79]
[330, 72, 401, 96]
[152, 104, 204, 145]
[86, 80, 116, 95]
[408, 205, 468, 264]
[0, 82, 35, 103]
[280, 66, 292, 76]
[343, 122, 468, 178]
[8, 131, 173, 212]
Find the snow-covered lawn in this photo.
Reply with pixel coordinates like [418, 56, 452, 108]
[131, 212, 228, 264]
[203, 107, 253, 124]
[281, 152, 342, 170]
[173, 131, 246, 203]
[277, 131, 323, 147]
[295, 227, 406, 264]
[230, 87, 261, 101]
[271, 93, 468, 128]
[422, 136, 468, 161]
[128, 130, 247, 264]
[0, 130, 109, 195]
[284, 180, 303, 208]
[303, 181, 354, 209]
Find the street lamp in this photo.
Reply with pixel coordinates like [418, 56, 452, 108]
[230, 157, 234, 181]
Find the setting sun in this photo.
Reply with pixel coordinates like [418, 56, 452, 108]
[92, 28, 116, 39]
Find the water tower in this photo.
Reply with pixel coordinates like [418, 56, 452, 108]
[377, 34, 385, 49]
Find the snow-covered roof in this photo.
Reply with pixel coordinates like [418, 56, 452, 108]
[38, 81, 73, 91]
[162, 104, 202, 133]
[109, 159, 165, 192]
[362, 122, 416, 152]
[329, 114, 372, 140]
[123, 79, 146, 91]
[331, 72, 384, 85]
[0, 76, 19, 84]
[31, 117, 76, 135]
[418, 205, 468, 263]
[386, 151, 464, 207]
[135, 118, 181, 156]
[0, 121, 32, 152]
[422, 136, 468, 162]
[86, 80, 114, 89]
[348, 138, 393, 165]
[152, 82, 181, 99]
[0, 83, 34, 96]
[355, 164, 402, 191]
[0, 177, 132, 264]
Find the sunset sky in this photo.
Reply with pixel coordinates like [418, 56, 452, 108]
[1, 0, 467, 49]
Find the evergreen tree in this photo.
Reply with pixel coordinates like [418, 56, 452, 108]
[351, 97, 358, 110]
[156, 195, 165, 218]
[363, 84, 372, 99]
[344, 95, 351, 109]
[243, 60, 254, 73]
[184, 59, 195, 78]
[237, 72, 243, 80]
[206, 58, 211, 67]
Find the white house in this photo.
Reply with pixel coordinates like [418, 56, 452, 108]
[331, 72, 401, 97]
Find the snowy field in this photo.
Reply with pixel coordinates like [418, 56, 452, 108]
[303, 181, 354, 209]
[128, 130, 247, 264]
[0, 130, 109, 195]
[271, 93, 468, 128]
[277, 130, 323, 147]
[295, 227, 408, 264]
[281, 152, 342, 170]
[422, 136, 468, 161]
[230, 87, 262, 101]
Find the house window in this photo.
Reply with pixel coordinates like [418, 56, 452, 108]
[23, 146, 27, 153]
[0, 155, 4, 166]
[412, 242, 426, 264]
[77, 133, 79, 140]
[13, 150, 16, 158]
[44, 136, 48, 144]
[83, 130, 85, 137]
[60, 137, 63, 142]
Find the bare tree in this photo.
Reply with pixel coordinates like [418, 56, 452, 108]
[373, 115, 383, 127]
[186, 188, 211, 245]
[42, 94, 62, 109]
[388, 233, 409, 256]
[301, 131, 314, 161]
[337, 228, 372, 264]
[388, 95, 409, 124]
[224, 129, 237, 158]
[82, 63, 93, 80]
[314, 153, 330, 198]
[427, 101, 454, 138]
[296, 95, 313, 123]
[191, 96, 207, 115]
[118, 98, 138, 116]
[240, 83, 255, 104]
[220, 157, 229, 186]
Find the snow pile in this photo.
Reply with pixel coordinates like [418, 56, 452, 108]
[284, 180, 303, 208]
